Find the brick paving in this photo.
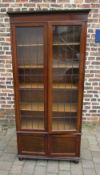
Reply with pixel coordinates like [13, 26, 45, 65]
[0, 124, 100, 175]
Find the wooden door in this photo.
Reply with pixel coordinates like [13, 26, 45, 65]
[12, 23, 48, 155]
[14, 23, 48, 131]
[48, 22, 86, 156]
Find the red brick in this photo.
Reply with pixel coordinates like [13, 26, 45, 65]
[0, 0, 100, 123]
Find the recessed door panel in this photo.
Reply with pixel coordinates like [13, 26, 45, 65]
[49, 134, 80, 156]
[18, 134, 47, 155]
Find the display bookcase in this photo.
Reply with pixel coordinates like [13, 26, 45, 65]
[8, 10, 89, 161]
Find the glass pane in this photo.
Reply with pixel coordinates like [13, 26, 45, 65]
[52, 25, 81, 131]
[16, 27, 45, 130]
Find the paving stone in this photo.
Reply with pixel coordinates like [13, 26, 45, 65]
[10, 174, 22, 175]
[96, 133, 100, 140]
[81, 149, 92, 160]
[93, 157, 100, 163]
[91, 151, 100, 158]
[21, 173, 34, 175]
[0, 132, 8, 137]
[59, 161, 70, 171]
[94, 163, 100, 175]
[0, 142, 7, 151]
[0, 170, 9, 175]
[34, 165, 46, 175]
[6, 128, 16, 136]
[81, 139, 89, 149]
[4, 145, 17, 154]
[98, 143, 100, 149]
[13, 158, 25, 166]
[82, 129, 88, 135]
[8, 140, 17, 147]
[22, 161, 36, 174]
[89, 144, 100, 151]
[88, 136, 97, 143]
[3, 138, 12, 144]
[96, 138, 100, 143]
[24, 159, 36, 164]
[10, 135, 17, 142]
[95, 126, 100, 132]
[37, 160, 47, 166]
[82, 160, 94, 169]
[59, 171, 71, 175]
[0, 161, 13, 171]
[0, 153, 16, 162]
[10, 135, 17, 140]
[82, 131, 92, 138]
[0, 135, 5, 140]
[47, 161, 59, 173]
[71, 162, 83, 175]
[10, 165, 23, 174]
[0, 151, 3, 157]
[47, 173, 57, 175]
[83, 168, 96, 175]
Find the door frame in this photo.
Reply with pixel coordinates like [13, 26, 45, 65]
[11, 22, 48, 132]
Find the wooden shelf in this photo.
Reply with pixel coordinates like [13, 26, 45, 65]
[53, 42, 80, 46]
[52, 119, 75, 130]
[19, 65, 43, 69]
[53, 63, 79, 68]
[21, 118, 75, 130]
[21, 103, 44, 112]
[19, 63, 79, 69]
[20, 83, 44, 89]
[17, 43, 79, 47]
[21, 118, 44, 129]
[20, 103, 77, 112]
[17, 44, 43, 47]
[53, 103, 77, 112]
[53, 83, 77, 89]
[20, 83, 77, 89]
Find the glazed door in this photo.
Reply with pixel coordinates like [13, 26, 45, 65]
[48, 22, 83, 133]
[48, 22, 83, 156]
[15, 24, 48, 131]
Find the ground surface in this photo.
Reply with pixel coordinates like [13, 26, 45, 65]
[0, 124, 100, 175]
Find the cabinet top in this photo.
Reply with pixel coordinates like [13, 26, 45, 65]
[7, 9, 90, 16]
[8, 9, 90, 23]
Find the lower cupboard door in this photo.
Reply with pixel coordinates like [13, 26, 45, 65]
[49, 135, 80, 157]
[17, 134, 47, 156]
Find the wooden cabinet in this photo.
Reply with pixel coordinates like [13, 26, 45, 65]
[8, 10, 89, 161]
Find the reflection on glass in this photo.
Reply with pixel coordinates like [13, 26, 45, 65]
[16, 27, 44, 130]
[52, 25, 81, 131]
[16, 27, 43, 66]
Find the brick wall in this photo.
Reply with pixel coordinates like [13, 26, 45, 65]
[0, 0, 100, 123]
